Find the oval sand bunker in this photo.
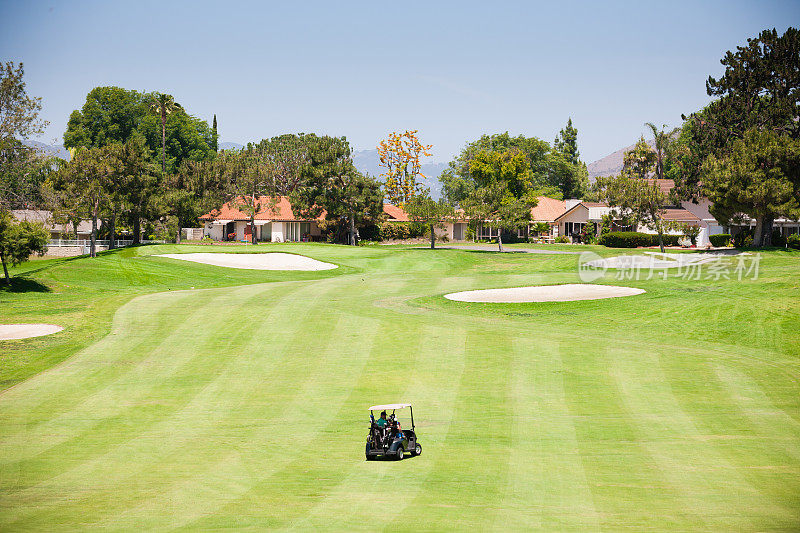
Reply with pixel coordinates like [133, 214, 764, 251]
[0, 324, 64, 341]
[156, 252, 337, 271]
[445, 284, 645, 303]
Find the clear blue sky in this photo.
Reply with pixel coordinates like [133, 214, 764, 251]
[2, 0, 798, 163]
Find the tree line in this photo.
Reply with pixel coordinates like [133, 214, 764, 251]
[596, 27, 800, 248]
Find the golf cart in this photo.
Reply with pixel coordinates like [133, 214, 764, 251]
[365, 403, 421, 460]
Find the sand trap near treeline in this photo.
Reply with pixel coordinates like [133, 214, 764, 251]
[584, 252, 741, 270]
[156, 252, 338, 271]
[445, 284, 645, 303]
[0, 324, 64, 341]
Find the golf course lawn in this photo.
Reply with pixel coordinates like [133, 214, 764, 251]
[1, 243, 798, 530]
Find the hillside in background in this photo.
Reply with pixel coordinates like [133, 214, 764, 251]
[587, 138, 655, 181]
[22, 140, 70, 160]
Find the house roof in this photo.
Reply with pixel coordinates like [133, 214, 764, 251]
[530, 196, 566, 222]
[199, 197, 324, 222]
[553, 201, 610, 222]
[648, 179, 675, 196]
[660, 208, 700, 222]
[383, 204, 410, 222]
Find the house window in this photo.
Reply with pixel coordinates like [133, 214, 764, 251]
[478, 225, 498, 239]
[565, 222, 585, 236]
[300, 222, 311, 239]
[285, 222, 300, 242]
[260, 223, 272, 241]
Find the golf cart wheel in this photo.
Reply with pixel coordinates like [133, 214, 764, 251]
[395, 446, 404, 460]
[411, 443, 422, 456]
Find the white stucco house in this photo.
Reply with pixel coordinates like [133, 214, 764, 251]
[199, 197, 324, 242]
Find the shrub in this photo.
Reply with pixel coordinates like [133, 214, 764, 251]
[358, 223, 381, 241]
[555, 235, 570, 243]
[771, 229, 787, 247]
[581, 222, 598, 244]
[709, 233, 732, 247]
[788, 233, 800, 250]
[733, 230, 753, 248]
[681, 224, 701, 246]
[598, 231, 679, 248]
[379, 221, 426, 240]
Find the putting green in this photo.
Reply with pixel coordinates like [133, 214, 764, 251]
[1, 244, 798, 530]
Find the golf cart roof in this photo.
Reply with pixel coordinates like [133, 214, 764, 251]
[368, 403, 411, 411]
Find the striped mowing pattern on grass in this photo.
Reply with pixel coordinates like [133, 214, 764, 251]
[1, 243, 799, 530]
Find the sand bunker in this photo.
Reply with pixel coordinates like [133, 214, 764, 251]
[156, 252, 337, 271]
[585, 252, 738, 270]
[445, 284, 645, 303]
[0, 324, 64, 341]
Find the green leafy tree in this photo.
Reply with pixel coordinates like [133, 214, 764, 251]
[0, 210, 48, 285]
[597, 174, 671, 252]
[293, 135, 382, 245]
[54, 146, 117, 257]
[623, 136, 657, 179]
[116, 136, 157, 244]
[679, 27, 800, 245]
[405, 189, 455, 249]
[702, 129, 800, 245]
[226, 143, 274, 245]
[1, 61, 50, 282]
[462, 149, 537, 252]
[441, 131, 582, 204]
[598, 136, 676, 252]
[64, 86, 215, 175]
[1, 61, 49, 210]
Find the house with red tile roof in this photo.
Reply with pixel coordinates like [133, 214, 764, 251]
[199, 196, 325, 242]
[383, 203, 471, 241]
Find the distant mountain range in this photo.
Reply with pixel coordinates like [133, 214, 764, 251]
[586, 139, 656, 181]
[22, 140, 70, 160]
[26, 137, 645, 196]
[219, 141, 244, 150]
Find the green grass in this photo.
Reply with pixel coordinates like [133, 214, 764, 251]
[1, 243, 798, 530]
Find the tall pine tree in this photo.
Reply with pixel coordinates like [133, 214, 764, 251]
[212, 114, 218, 152]
[554, 118, 580, 165]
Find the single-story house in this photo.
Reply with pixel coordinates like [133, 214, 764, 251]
[553, 200, 710, 244]
[551, 179, 745, 246]
[11, 209, 96, 240]
[199, 197, 324, 242]
[529, 196, 567, 238]
[383, 203, 469, 241]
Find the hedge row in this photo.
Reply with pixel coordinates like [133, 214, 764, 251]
[709, 233, 732, 247]
[597, 231, 680, 248]
[378, 221, 428, 240]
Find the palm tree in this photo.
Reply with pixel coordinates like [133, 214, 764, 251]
[644, 122, 679, 182]
[150, 93, 182, 175]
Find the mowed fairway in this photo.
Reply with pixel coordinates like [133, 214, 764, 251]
[1, 244, 799, 530]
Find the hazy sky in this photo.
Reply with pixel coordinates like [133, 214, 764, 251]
[2, 0, 798, 163]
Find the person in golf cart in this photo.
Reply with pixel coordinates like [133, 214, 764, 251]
[374, 411, 388, 445]
[366, 403, 421, 460]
